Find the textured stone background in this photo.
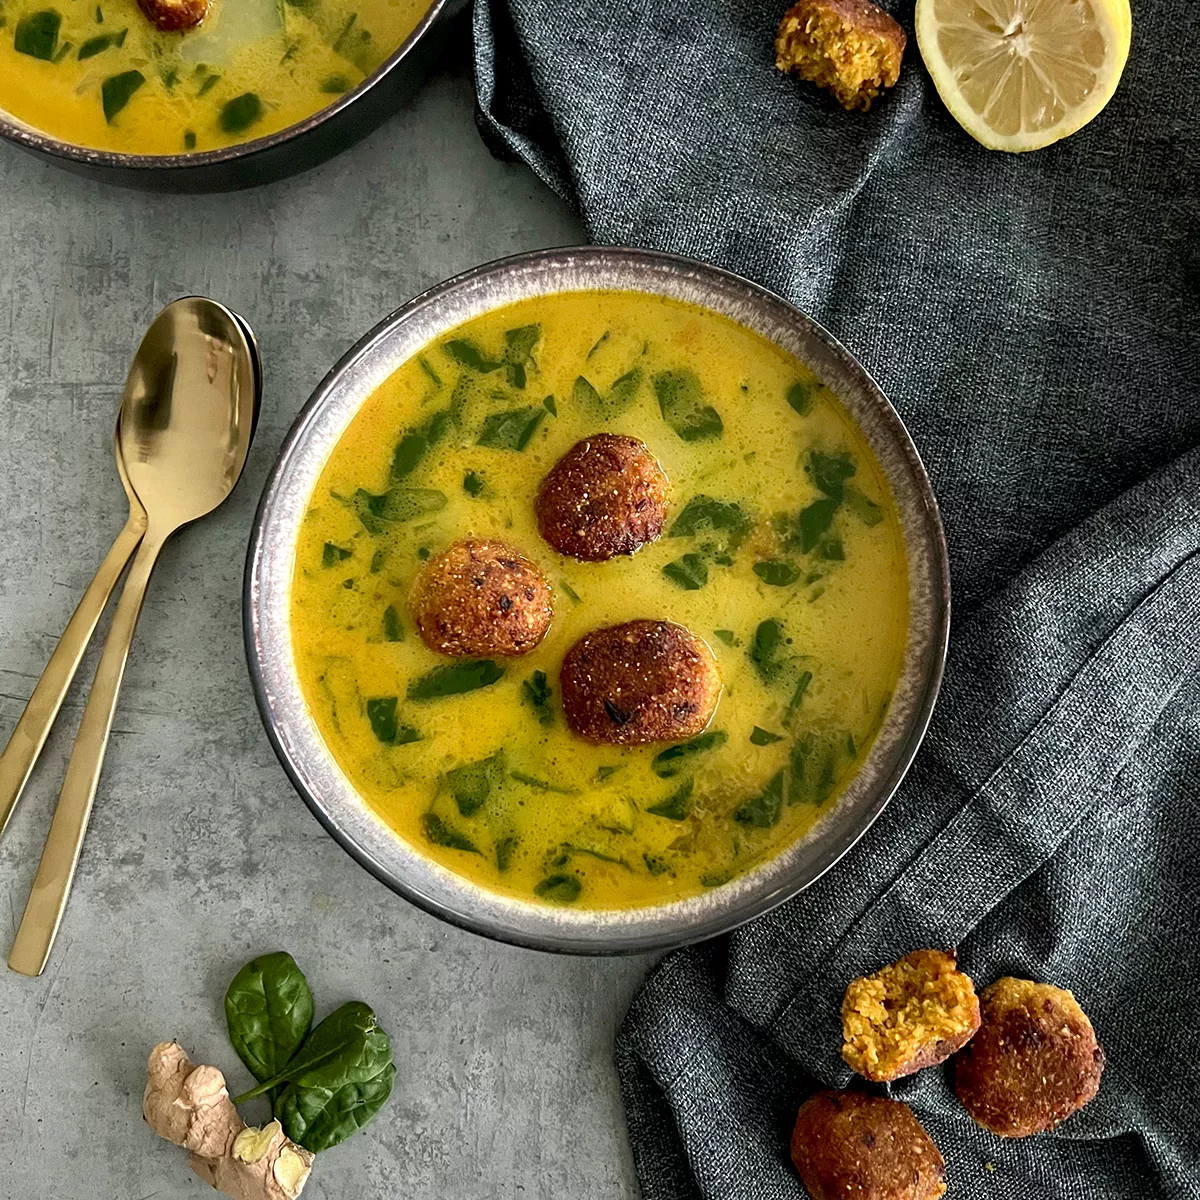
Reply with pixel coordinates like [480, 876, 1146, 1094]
[0, 45, 653, 1200]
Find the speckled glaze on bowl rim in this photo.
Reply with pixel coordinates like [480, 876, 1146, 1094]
[245, 246, 951, 955]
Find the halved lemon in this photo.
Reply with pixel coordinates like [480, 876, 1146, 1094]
[915, 0, 1132, 152]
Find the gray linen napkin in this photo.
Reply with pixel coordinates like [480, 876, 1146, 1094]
[472, 1, 1200, 1194]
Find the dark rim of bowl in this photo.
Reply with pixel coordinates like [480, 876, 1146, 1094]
[0, 0, 453, 170]
[243, 245, 952, 956]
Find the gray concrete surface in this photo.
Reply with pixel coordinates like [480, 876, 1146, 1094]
[0, 47, 655, 1200]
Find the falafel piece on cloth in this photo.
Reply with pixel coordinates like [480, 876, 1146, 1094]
[791, 1091, 946, 1200]
[775, 0, 906, 112]
[954, 977, 1105, 1137]
[560, 619, 721, 745]
[536, 434, 669, 561]
[409, 538, 553, 658]
[842, 949, 981, 1082]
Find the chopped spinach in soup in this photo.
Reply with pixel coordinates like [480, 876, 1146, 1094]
[290, 290, 910, 909]
[0, 0, 429, 153]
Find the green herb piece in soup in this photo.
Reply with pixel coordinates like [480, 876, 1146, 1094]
[495, 835, 518, 872]
[644, 853, 671, 877]
[444, 339, 501, 374]
[197, 71, 220, 97]
[444, 750, 506, 817]
[749, 618, 787, 683]
[421, 812, 479, 853]
[844, 485, 884, 526]
[654, 369, 724, 442]
[808, 450, 856, 498]
[224, 952, 314, 1104]
[560, 580, 582, 605]
[321, 75, 349, 93]
[502, 325, 540, 389]
[788, 733, 842, 805]
[521, 670, 554, 726]
[510, 771, 579, 796]
[535, 873, 581, 903]
[77, 26, 124, 58]
[750, 726, 784, 745]
[735, 768, 786, 828]
[101, 70, 144, 122]
[786, 380, 814, 416]
[822, 538, 845, 561]
[586, 331, 610, 359]
[353, 486, 447, 533]
[647, 779, 693, 820]
[322, 542, 352, 567]
[663, 553, 708, 590]
[219, 93, 262, 135]
[785, 671, 813, 723]
[406, 660, 505, 700]
[14, 9, 59, 59]
[543, 394, 558, 416]
[651, 730, 727, 778]
[365, 698, 420, 746]
[798, 497, 839, 552]
[183, 130, 197, 150]
[382, 605, 404, 642]
[754, 560, 800, 587]
[596, 765, 623, 783]
[477, 406, 545, 451]
[713, 629, 739, 647]
[701, 870, 733, 888]
[462, 470, 486, 497]
[669, 495, 751, 542]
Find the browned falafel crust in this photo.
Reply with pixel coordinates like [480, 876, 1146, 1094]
[535, 434, 669, 561]
[791, 1090, 946, 1200]
[408, 539, 553, 658]
[842, 949, 981, 1082]
[954, 977, 1105, 1138]
[138, 0, 207, 31]
[775, 0, 906, 112]
[560, 620, 721, 745]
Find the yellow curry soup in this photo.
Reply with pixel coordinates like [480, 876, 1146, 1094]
[290, 291, 910, 909]
[0, 0, 429, 153]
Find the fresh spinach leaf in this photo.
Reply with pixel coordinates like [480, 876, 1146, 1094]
[654, 369, 724, 441]
[534, 873, 581, 902]
[224, 952, 314, 1100]
[14, 9, 59, 58]
[219, 92, 262, 135]
[462, 470, 486, 497]
[521, 670, 553, 726]
[754, 560, 800, 587]
[663, 553, 708, 590]
[444, 750, 505, 817]
[365, 698, 419, 746]
[421, 812, 479, 852]
[277, 1061, 395, 1154]
[101, 70, 144, 122]
[382, 606, 404, 642]
[647, 779, 693, 820]
[477, 406, 544, 451]
[502, 324, 540, 389]
[444, 339, 501, 373]
[807, 450, 856, 499]
[735, 768, 786, 828]
[322, 542, 352, 567]
[669, 495, 751, 542]
[798, 497, 839, 552]
[844, 485, 883, 526]
[786, 381, 814, 416]
[651, 730, 727, 778]
[406, 660, 505, 700]
[750, 726, 783, 745]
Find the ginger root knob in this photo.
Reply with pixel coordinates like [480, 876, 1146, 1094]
[144, 1042, 314, 1200]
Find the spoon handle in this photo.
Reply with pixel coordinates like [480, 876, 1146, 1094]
[8, 531, 165, 978]
[0, 511, 146, 841]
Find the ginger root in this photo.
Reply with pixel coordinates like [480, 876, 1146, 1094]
[143, 1042, 314, 1200]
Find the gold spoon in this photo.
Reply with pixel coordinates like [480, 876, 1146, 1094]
[8, 297, 260, 977]
[0, 428, 147, 839]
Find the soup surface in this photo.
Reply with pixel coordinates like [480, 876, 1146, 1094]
[0, 0, 428, 153]
[290, 291, 910, 909]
